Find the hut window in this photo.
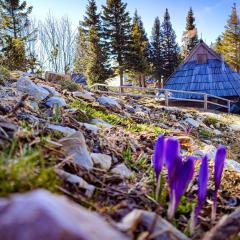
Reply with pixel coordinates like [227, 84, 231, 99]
[197, 54, 207, 64]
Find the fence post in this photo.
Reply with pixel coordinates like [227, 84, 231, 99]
[227, 100, 231, 113]
[204, 94, 208, 111]
[165, 90, 169, 106]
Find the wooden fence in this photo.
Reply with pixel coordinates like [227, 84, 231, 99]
[90, 84, 232, 113]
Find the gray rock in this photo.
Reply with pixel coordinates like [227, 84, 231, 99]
[97, 96, 121, 110]
[0, 190, 129, 240]
[125, 105, 135, 114]
[47, 124, 76, 136]
[79, 122, 99, 134]
[46, 96, 67, 107]
[17, 77, 49, 101]
[59, 131, 93, 170]
[56, 169, 95, 197]
[73, 91, 95, 101]
[91, 153, 112, 170]
[170, 114, 177, 121]
[194, 145, 217, 160]
[184, 113, 193, 118]
[118, 210, 189, 240]
[91, 118, 112, 128]
[185, 117, 200, 128]
[26, 100, 39, 111]
[213, 129, 221, 136]
[225, 159, 240, 173]
[230, 124, 240, 132]
[40, 84, 61, 96]
[111, 164, 133, 179]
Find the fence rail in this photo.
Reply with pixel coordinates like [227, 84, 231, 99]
[90, 84, 233, 113]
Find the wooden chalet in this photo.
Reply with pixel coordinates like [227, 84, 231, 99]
[165, 40, 240, 100]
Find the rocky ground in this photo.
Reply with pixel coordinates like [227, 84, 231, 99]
[0, 72, 239, 240]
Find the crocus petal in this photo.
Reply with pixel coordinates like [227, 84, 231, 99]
[214, 145, 227, 191]
[165, 138, 180, 179]
[174, 156, 195, 208]
[152, 134, 165, 181]
[167, 155, 195, 219]
[195, 155, 209, 224]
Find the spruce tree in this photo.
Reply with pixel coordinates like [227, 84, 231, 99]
[182, 7, 199, 58]
[213, 36, 223, 54]
[150, 17, 162, 86]
[76, 0, 110, 85]
[0, 0, 33, 70]
[102, 0, 131, 87]
[128, 10, 150, 87]
[221, 3, 240, 72]
[161, 9, 180, 83]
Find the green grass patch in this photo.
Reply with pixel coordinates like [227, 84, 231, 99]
[203, 116, 219, 126]
[199, 129, 214, 138]
[70, 100, 168, 136]
[58, 78, 80, 92]
[0, 140, 60, 197]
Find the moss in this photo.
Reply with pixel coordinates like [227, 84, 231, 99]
[199, 129, 214, 138]
[58, 78, 80, 92]
[70, 100, 168, 136]
[0, 141, 60, 197]
[203, 116, 219, 126]
[177, 196, 195, 215]
[0, 65, 10, 84]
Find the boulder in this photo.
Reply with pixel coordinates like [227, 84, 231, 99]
[45, 71, 66, 82]
[46, 96, 67, 108]
[111, 163, 133, 179]
[97, 96, 121, 110]
[0, 190, 129, 240]
[59, 131, 93, 170]
[17, 77, 49, 101]
[91, 153, 112, 170]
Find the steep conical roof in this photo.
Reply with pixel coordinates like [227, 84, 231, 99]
[165, 40, 240, 98]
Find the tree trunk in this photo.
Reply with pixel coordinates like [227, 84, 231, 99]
[119, 67, 124, 93]
[138, 74, 142, 87]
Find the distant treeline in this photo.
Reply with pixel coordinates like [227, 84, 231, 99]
[0, 0, 239, 86]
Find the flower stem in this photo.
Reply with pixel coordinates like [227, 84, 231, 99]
[211, 191, 218, 222]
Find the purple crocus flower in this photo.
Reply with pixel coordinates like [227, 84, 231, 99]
[212, 145, 227, 221]
[165, 138, 195, 219]
[152, 134, 165, 181]
[185, 125, 192, 135]
[194, 155, 209, 225]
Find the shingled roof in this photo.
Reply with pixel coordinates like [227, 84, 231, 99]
[165, 40, 240, 99]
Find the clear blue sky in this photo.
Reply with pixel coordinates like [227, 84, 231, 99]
[28, 0, 237, 45]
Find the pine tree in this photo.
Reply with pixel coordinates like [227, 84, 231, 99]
[102, 0, 131, 87]
[213, 36, 223, 54]
[74, 25, 87, 74]
[161, 9, 180, 83]
[75, 0, 110, 85]
[128, 10, 150, 87]
[0, 0, 33, 70]
[182, 7, 199, 58]
[150, 16, 162, 86]
[221, 3, 240, 72]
